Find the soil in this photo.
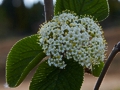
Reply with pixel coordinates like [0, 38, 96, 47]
[0, 27, 120, 90]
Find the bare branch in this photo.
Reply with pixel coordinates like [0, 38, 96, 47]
[44, 0, 54, 21]
[94, 41, 120, 90]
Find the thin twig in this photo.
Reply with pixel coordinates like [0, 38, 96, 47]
[94, 41, 120, 90]
[44, 0, 54, 21]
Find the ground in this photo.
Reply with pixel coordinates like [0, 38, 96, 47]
[0, 27, 120, 90]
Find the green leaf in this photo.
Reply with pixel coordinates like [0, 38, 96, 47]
[92, 61, 104, 77]
[54, 0, 109, 21]
[6, 34, 46, 87]
[30, 59, 84, 90]
[54, 0, 64, 15]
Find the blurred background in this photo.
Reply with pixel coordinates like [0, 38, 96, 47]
[0, 0, 120, 90]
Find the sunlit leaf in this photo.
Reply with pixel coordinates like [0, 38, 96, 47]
[55, 0, 109, 21]
[92, 61, 104, 77]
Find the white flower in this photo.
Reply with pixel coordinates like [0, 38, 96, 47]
[38, 11, 107, 69]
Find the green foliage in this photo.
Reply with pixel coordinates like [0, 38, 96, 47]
[30, 59, 84, 90]
[92, 61, 104, 77]
[6, 35, 46, 87]
[54, 0, 109, 21]
[5, 0, 109, 90]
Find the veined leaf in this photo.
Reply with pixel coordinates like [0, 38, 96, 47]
[54, 0, 64, 15]
[6, 34, 46, 87]
[30, 59, 84, 90]
[54, 0, 109, 21]
[92, 61, 104, 77]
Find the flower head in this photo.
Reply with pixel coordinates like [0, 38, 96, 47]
[38, 11, 107, 69]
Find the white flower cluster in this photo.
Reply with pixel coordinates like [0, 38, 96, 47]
[38, 12, 106, 69]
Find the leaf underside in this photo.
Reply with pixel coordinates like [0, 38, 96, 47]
[30, 59, 84, 90]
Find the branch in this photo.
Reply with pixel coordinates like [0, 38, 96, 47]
[94, 41, 120, 90]
[44, 0, 54, 21]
